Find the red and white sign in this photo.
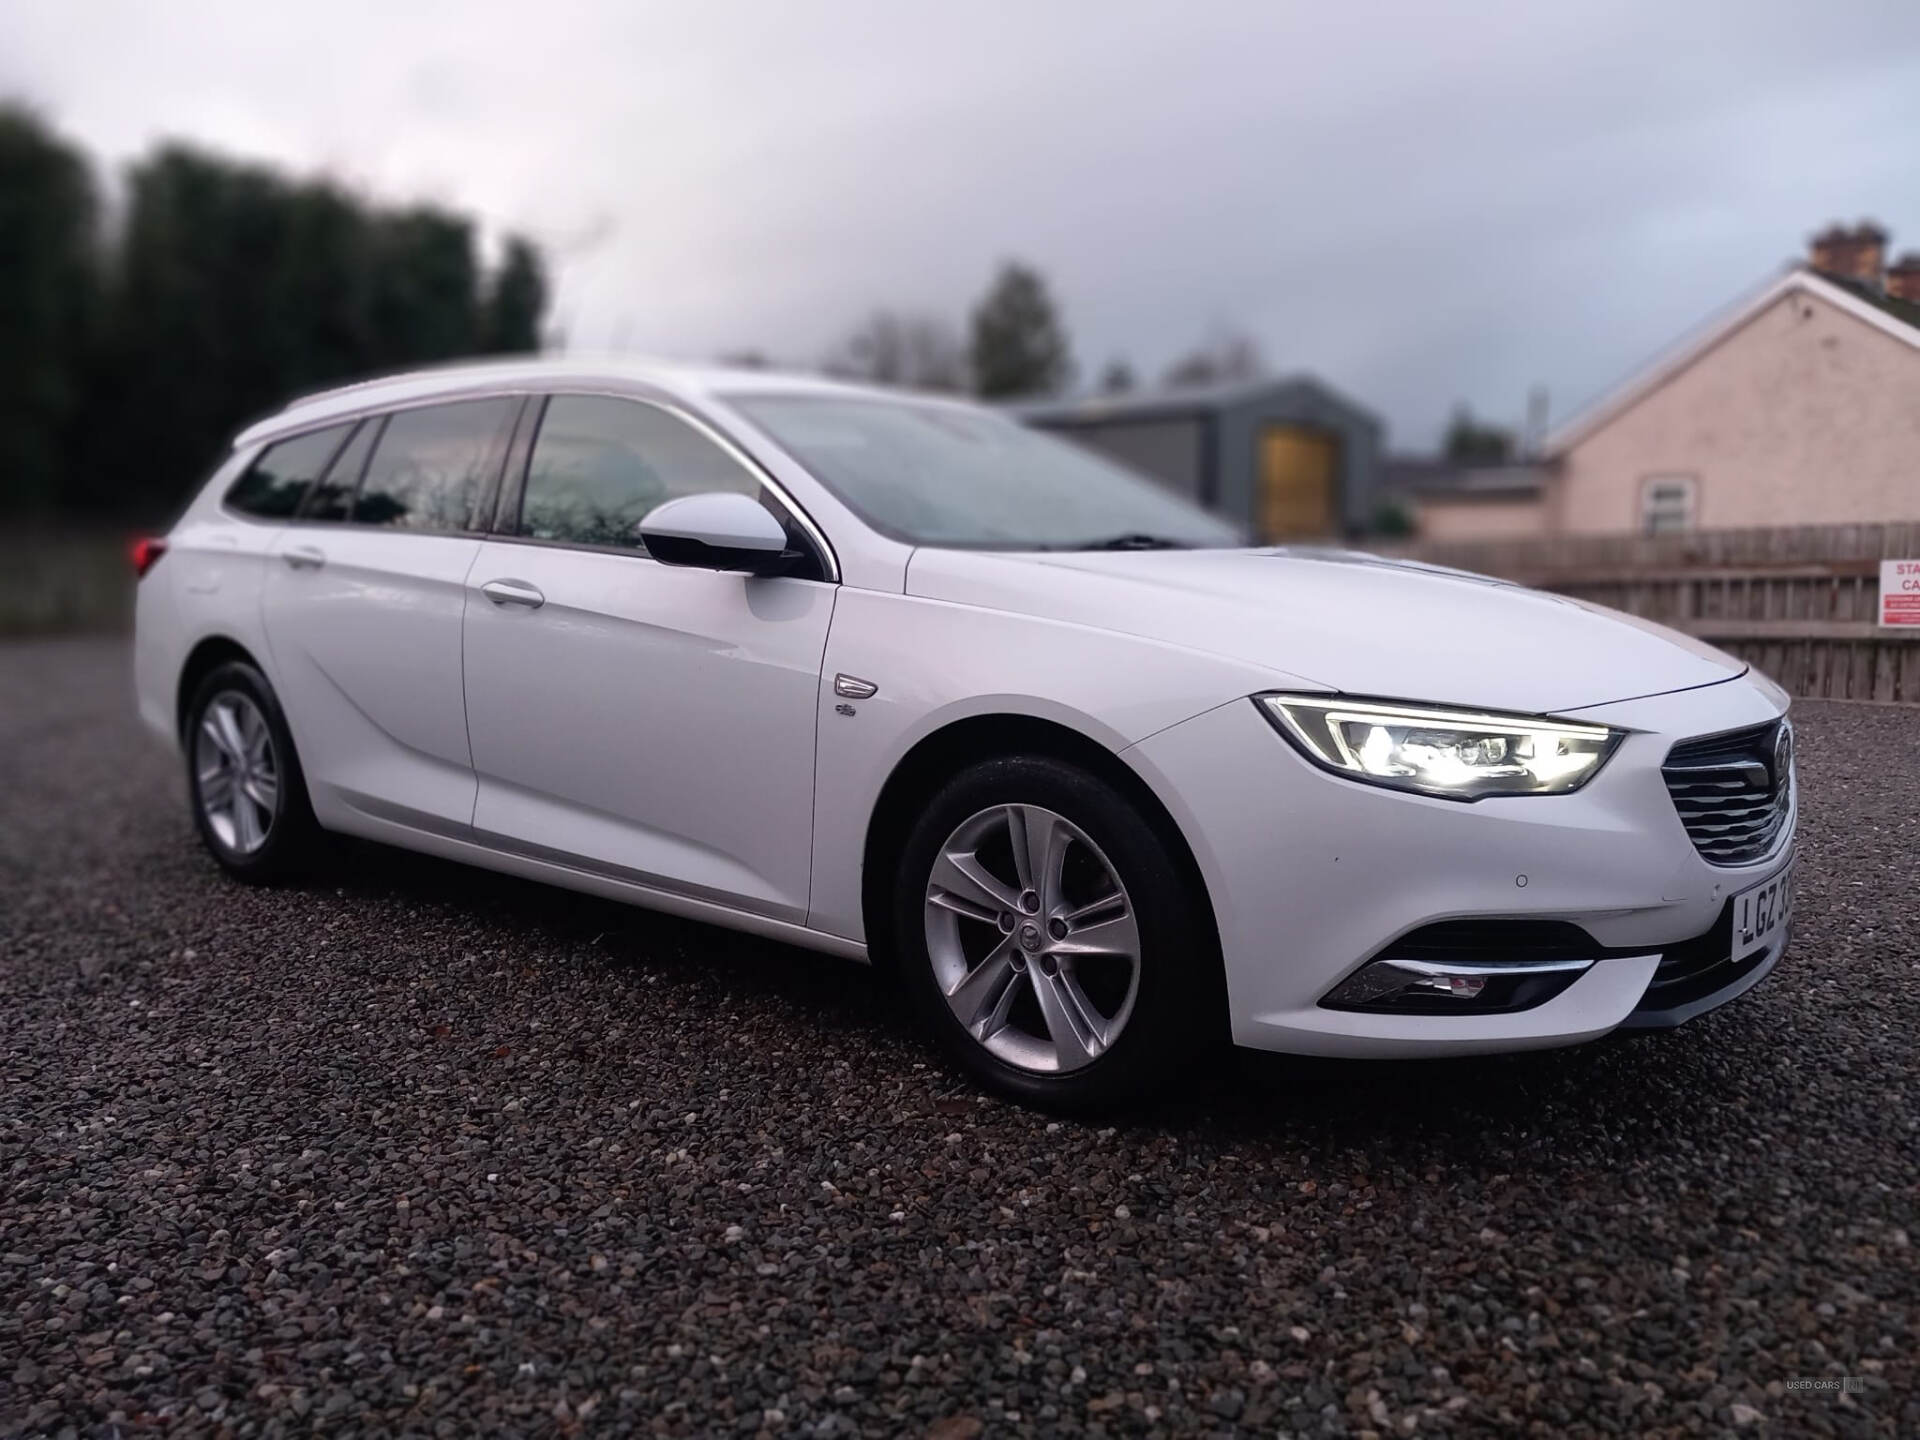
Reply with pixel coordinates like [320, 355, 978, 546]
[1883, 559, 1920, 627]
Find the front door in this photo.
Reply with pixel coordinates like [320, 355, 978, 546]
[461, 394, 835, 922]
[1257, 425, 1338, 540]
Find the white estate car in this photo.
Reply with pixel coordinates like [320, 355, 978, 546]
[133, 359, 1795, 1108]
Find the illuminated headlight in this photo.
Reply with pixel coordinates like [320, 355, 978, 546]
[1257, 695, 1624, 800]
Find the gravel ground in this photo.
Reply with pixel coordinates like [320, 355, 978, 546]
[3, 636, 1915, 1438]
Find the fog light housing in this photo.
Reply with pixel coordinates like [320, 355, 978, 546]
[1415, 971, 1487, 1000]
[1321, 956, 1592, 1014]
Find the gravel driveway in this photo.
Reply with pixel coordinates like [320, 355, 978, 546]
[3, 636, 1914, 1437]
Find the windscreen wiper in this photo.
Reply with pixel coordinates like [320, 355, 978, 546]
[1071, 533, 1189, 551]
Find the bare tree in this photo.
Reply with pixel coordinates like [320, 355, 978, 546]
[1163, 329, 1265, 389]
[1443, 404, 1515, 464]
[823, 310, 968, 392]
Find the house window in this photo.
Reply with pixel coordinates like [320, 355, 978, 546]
[1640, 474, 1697, 535]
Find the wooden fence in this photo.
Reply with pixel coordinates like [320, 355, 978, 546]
[1389, 521, 1920, 705]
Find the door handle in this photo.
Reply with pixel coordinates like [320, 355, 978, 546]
[480, 578, 545, 609]
[283, 545, 326, 570]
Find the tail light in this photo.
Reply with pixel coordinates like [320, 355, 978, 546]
[130, 536, 168, 579]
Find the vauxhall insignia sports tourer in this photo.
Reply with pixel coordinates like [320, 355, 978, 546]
[133, 360, 1795, 1108]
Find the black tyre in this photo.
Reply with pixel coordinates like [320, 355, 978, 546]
[893, 754, 1224, 1111]
[183, 660, 320, 882]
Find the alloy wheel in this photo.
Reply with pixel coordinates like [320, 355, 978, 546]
[194, 691, 279, 855]
[923, 804, 1142, 1074]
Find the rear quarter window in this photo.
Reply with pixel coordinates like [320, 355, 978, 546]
[299, 418, 379, 522]
[223, 424, 352, 519]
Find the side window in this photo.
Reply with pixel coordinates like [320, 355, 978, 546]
[300, 418, 378, 522]
[518, 395, 763, 549]
[224, 424, 351, 519]
[1640, 473, 1697, 535]
[353, 398, 517, 532]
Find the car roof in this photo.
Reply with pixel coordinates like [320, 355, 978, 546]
[232, 355, 966, 450]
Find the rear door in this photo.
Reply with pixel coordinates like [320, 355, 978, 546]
[461, 392, 836, 922]
[261, 396, 519, 833]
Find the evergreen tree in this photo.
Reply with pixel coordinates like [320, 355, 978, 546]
[968, 260, 1071, 399]
[0, 106, 98, 513]
[480, 236, 548, 354]
[0, 115, 556, 518]
[367, 208, 481, 367]
[67, 144, 551, 516]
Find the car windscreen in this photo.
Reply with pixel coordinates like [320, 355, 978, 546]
[730, 394, 1243, 550]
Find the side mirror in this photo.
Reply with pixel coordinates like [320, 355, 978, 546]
[638, 492, 797, 575]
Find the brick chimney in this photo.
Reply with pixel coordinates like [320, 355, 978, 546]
[1809, 220, 1889, 289]
[1889, 253, 1920, 304]
[1809, 222, 1851, 275]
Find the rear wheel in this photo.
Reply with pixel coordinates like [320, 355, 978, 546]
[894, 755, 1222, 1111]
[184, 660, 319, 881]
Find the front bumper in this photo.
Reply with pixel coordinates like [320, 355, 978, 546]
[1124, 675, 1794, 1058]
[1618, 888, 1790, 1028]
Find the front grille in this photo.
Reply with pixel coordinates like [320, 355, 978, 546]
[1661, 720, 1793, 866]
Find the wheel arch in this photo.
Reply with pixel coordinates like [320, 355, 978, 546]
[859, 711, 1222, 975]
[175, 635, 263, 743]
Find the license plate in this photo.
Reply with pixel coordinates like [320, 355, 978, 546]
[1732, 862, 1793, 959]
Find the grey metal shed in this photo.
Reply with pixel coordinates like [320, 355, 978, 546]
[1014, 375, 1383, 541]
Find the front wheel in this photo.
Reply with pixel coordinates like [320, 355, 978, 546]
[893, 755, 1223, 1111]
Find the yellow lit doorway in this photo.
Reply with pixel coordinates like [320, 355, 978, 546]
[1257, 426, 1339, 541]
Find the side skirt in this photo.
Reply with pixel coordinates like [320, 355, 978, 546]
[321, 803, 870, 964]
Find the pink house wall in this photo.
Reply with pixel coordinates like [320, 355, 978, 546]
[1553, 288, 1920, 534]
[1414, 494, 1548, 540]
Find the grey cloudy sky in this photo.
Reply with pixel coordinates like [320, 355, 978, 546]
[4, 1, 1919, 447]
